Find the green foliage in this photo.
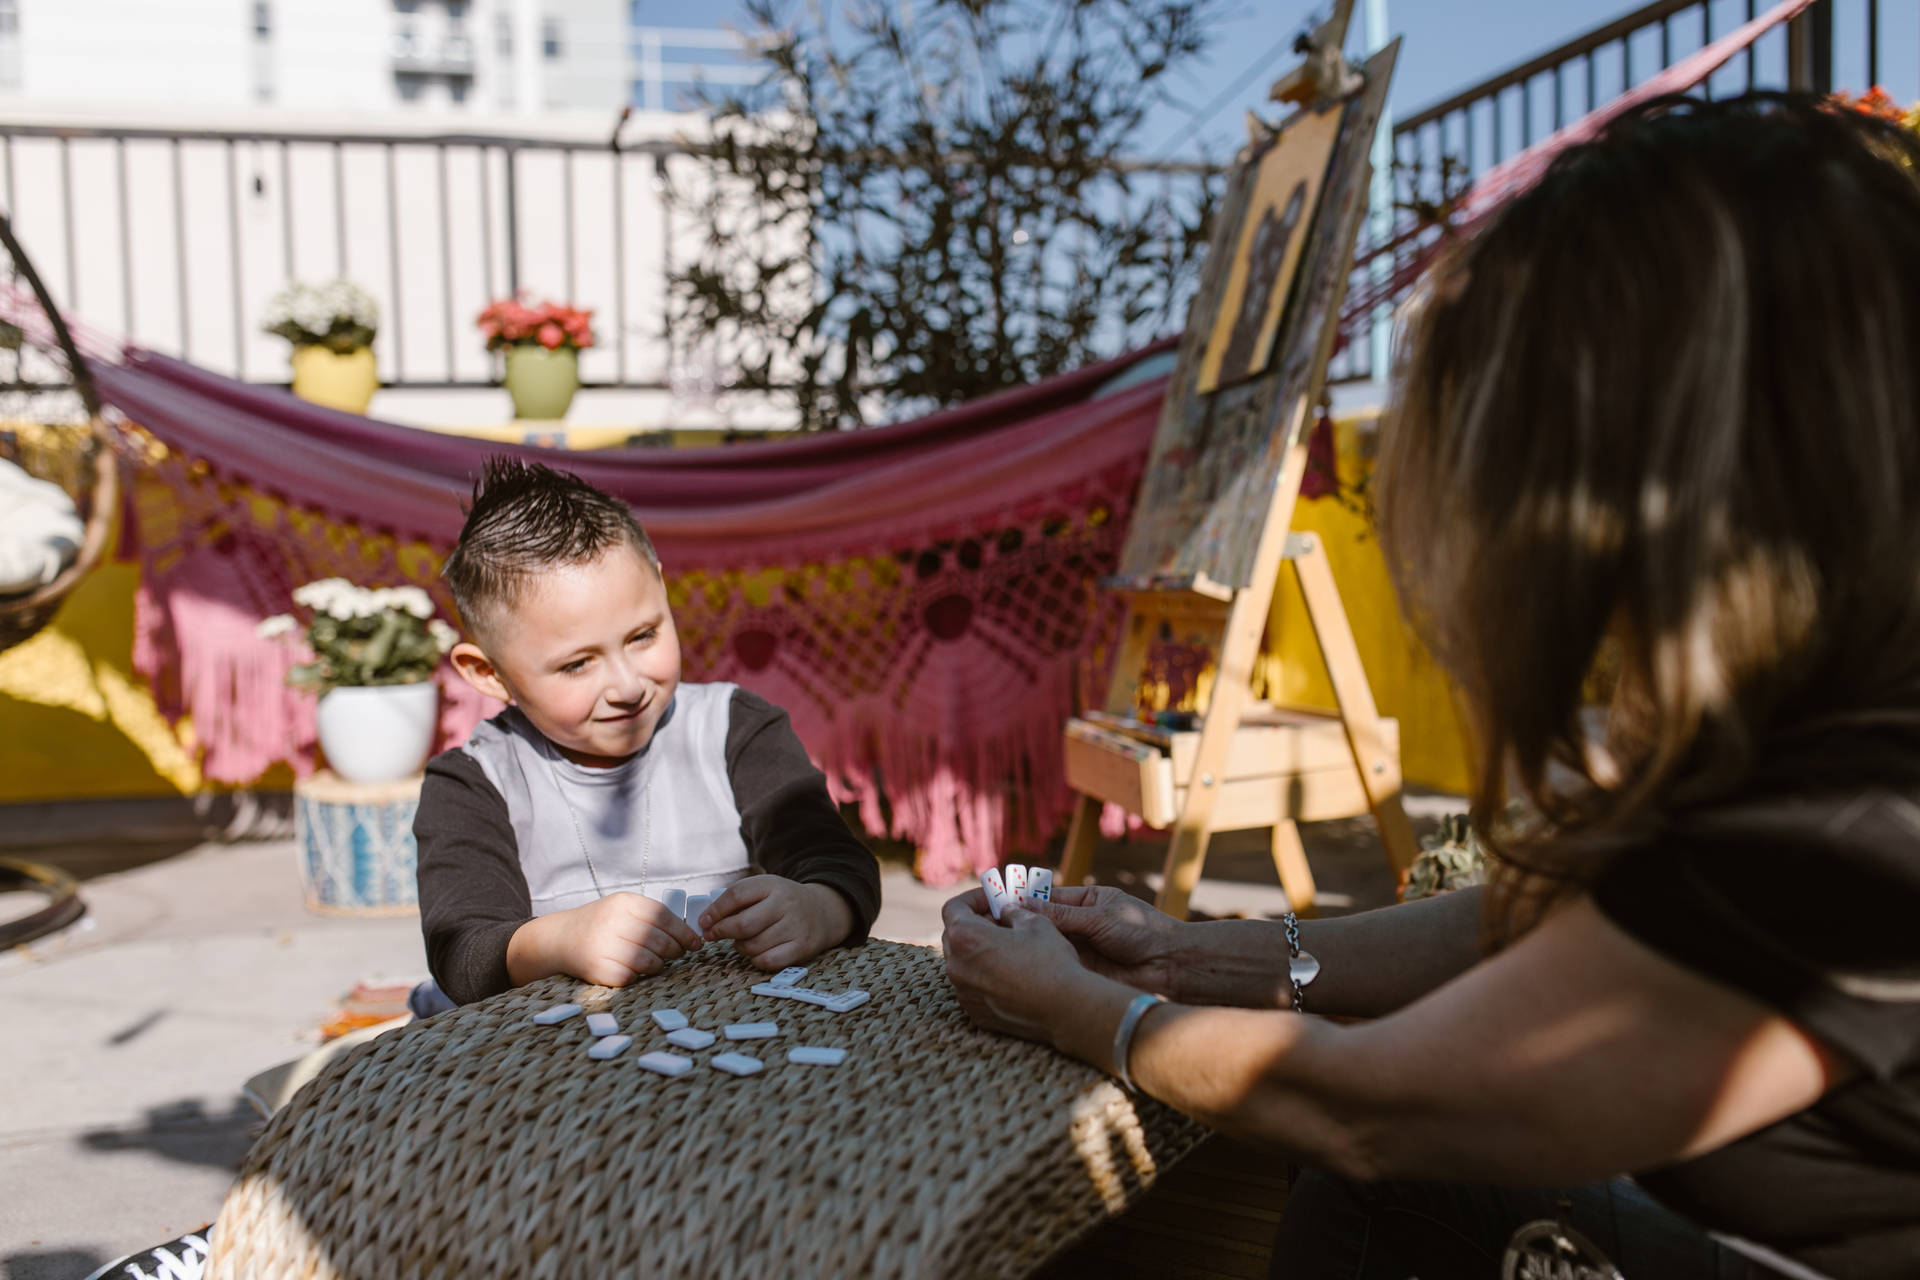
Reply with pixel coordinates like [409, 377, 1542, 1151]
[1400, 813, 1490, 901]
[259, 580, 457, 697]
[672, 0, 1226, 430]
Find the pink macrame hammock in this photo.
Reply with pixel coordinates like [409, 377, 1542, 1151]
[100, 344, 1170, 885]
[78, 2, 1801, 883]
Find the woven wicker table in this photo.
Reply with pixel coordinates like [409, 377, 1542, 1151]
[206, 938, 1223, 1278]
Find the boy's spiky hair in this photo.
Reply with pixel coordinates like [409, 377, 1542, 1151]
[443, 457, 659, 641]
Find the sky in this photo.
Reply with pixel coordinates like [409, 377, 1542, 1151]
[624, 0, 1920, 167]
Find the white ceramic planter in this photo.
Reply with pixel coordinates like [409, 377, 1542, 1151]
[315, 681, 440, 783]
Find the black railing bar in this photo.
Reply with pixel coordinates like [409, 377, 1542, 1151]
[1625, 29, 1635, 88]
[1397, 0, 1704, 132]
[278, 142, 293, 283]
[564, 148, 577, 305]
[1747, 0, 1758, 89]
[59, 136, 75, 309]
[1661, 13, 1672, 69]
[300, 378, 675, 391]
[1492, 86, 1503, 163]
[227, 142, 244, 379]
[1463, 100, 1474, 173]
[612, 150, 628, 386]
[1523, 75, 1533, 147]
[116, 139, 133, 334]
[0, 121, 699, 154]
[1704, 0, 1714, 100]
[439, 143, 455, 381]
[386, 142, 404, 381]
[1587, 46, 1598, 111]
[1554, 63, 1565, 130]
[656, 153, 672, 373]
[477, 145, 495, 309]
[0, 121, 1216, 176]
[333, 141, 347, 276]
[1868, 0, 1878, 87]
[172, 138, 189, 358]
[504, 147, 520, 296]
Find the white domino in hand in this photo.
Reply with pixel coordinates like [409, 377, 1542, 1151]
[662, 889, 688, 921]
[710, 1052, 764, 1077]
[1004, 864, 1029, 903]
[636, 1051, 693, 1077]
[980, 868, 1011, 920]
[724, 1022, 778, 1040]
[683, 894, 711, 931]
[585, 1012, 619, 1037]
[651, 1008, 689, 1032]
[532, 1003, 582, 1025]
[666, 1026, 716, 1051]
[1024, 867, 1054, 904]
[587, 1034, 633, 1060]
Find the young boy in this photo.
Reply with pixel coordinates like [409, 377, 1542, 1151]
[414, 458, 880, 1005]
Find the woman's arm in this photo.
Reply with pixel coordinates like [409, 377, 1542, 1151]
[1170, 886, 1487, 1015]
[1027, 883, 1486, 1017]
[948, 897, 1847, 1186]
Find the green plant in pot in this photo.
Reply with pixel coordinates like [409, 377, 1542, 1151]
[478, 295, 596, 420]
[263, 278, 382, 414]
[258, 579, 458, 783]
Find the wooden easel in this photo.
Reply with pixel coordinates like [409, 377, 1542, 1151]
[1058, 15, 1416, 920]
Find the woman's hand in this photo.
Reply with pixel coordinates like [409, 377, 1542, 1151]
[1026, 884, 1187, 997]
[942, 891, 1107, 1044]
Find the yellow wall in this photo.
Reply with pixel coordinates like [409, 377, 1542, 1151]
[1258, 420, 1474, 795]
[0, 418, 1473, 803]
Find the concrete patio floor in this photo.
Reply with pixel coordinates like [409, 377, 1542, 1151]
[0, 795, 1455, 1280]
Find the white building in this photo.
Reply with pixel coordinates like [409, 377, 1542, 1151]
[0, 0, 783, 430]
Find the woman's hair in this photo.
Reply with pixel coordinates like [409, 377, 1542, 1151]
[1376, 93, 1920, 938]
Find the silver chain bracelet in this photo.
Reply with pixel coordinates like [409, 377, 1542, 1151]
[1282, 910, 1319, 1013]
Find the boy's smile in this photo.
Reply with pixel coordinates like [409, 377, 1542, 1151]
[449, 544, 681, 768]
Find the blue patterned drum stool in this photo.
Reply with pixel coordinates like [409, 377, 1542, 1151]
[294, 771, 422, 916]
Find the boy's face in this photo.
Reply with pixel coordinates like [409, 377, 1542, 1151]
[449, 544, 681, 767]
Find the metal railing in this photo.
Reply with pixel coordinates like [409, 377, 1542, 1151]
[0, 122, 703, 392]
[1331, 0, 1888, 383]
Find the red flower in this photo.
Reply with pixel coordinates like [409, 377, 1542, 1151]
[537, 321, 564, 349]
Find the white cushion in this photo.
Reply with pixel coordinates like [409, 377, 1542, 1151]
[0, 456, 84, 594]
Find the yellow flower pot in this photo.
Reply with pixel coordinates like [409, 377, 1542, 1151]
[290, 345, 379, 414]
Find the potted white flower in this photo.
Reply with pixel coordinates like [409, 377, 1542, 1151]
[261, 278, 382, 414]
[258, 579, 458, 783]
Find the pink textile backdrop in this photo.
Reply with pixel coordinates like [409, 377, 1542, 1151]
[100, 343, 1173, 883]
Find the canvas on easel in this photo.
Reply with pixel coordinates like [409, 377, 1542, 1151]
[1058, 17, 1417, 920]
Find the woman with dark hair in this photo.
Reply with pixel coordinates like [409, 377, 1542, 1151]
[943, 94, 1920, 1279]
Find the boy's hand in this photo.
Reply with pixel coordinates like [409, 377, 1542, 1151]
[507, 892, 706, 989]
[700, 876, 854, 971]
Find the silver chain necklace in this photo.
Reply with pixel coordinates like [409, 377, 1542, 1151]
[549, 753, 652, 901]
